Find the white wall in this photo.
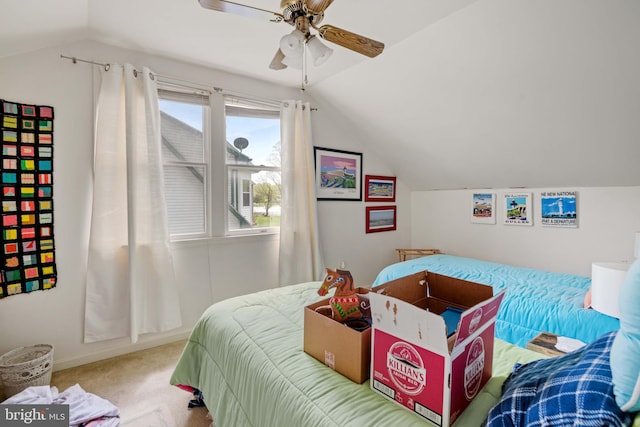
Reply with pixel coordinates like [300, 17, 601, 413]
[311, 97, 413, 285]
[411, 187, 640, 277]
[309, 0, 640, 192]
[0, 40, 404, 370]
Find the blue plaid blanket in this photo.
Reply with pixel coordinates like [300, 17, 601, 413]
[486, 331, 637, 427]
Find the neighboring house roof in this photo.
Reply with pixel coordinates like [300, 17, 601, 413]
[160, 111, 253, 165]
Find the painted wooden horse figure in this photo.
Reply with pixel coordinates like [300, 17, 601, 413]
[317, 268, 370, 323]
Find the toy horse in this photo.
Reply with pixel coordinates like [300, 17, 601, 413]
[317, 268, 371, 323]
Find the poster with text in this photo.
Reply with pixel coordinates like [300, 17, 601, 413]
[503, 193, 532, 226]
[471, 192, 496, 224]
[541, 191, 578, 227]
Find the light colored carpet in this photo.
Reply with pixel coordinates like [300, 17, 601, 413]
[49, 340, 211, 427]
[121, 405, 177, 427]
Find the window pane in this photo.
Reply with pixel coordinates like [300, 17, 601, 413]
[242, 179, 251, 207]
[225, 105, 280, 233]
[159, 100, 205, 163]
[164, 165, 206, 235]
[252, 172, 281, 229]
[227, 168, 281, 230]
[159, 95, 208, 238]
[225, 115, 280, 167]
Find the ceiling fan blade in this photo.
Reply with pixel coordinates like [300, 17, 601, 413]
[269, 49, 287, 70]
[317, 25, 384, 58]
[303, 0, 335, 15]
[198, 0, 283, 21]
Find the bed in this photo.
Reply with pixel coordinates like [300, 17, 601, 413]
[169, 277, 640, 426]
[373, 254, 620, 348]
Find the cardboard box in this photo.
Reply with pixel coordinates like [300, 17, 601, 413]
[304, 286, 372, 383]
[303, 272, 430, 383]
[369, 273, 505, 426]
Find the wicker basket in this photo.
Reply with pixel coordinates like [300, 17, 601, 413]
[0, 344, 54, 397]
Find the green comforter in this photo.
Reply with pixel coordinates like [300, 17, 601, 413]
[170, 281, 639, 427]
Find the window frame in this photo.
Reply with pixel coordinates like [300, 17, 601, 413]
[223, 95, 281, 237]
[158, 81, 281, 241]
[158, 85, 211, 240]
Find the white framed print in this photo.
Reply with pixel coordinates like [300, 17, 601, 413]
[471, 192, 496, 224]
[541, 191, 578, 227]
[503, 193, 533, 226]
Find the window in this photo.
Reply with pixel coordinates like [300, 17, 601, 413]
[242, 179, 251, 207]
[158, 83, 280, 239]
[158, 88, 208, 237]
[225, 96, 281, 232]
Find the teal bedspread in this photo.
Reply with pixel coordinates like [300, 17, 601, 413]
[372, 254, 620, 347]
[170, 282, 550, 427]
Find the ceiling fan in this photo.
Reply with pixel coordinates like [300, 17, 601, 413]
[198, 0, 385, 70]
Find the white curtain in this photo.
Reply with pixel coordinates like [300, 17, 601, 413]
[84, 63, 182, 343]
[279, 100, 324, 286]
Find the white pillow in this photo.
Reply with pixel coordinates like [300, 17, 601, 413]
[610, 259, 640, 412]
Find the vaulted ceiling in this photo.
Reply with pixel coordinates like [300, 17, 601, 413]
[3, 0, 639, 190]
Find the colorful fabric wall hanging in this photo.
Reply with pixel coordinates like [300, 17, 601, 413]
[0, 99, 56, 299]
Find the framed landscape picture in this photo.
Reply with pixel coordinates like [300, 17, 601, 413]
[314, 147, 362, 201]
[366, 205, 397, 233]
[364, 175, 396, 202]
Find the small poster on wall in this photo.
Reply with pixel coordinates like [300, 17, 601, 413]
[503, 193, 532, 226]
[541, 191, 578, 227]
[471, 192, 496, 224]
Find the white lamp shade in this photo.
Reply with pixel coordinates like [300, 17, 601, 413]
[269, 49, 287, 70]
[307, 36, 333, 66]
[281, 54, 303, 69]
[635, 231, 640, 259]
[279, 29, 305, 58]
[591, 262, 630, 318]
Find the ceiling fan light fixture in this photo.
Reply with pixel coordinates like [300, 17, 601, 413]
[281, 53, 303, 69]
[279, 29, 305, 58]
[198, 0, 385, 72]
[307, 35, 333, 66]
[269, 49, 287, 70]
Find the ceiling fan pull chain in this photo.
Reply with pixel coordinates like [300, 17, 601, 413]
[300, 43, 307, 91]
[304, 44, 309, 88]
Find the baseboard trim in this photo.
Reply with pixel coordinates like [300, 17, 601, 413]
[52, 329, 191, 372]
